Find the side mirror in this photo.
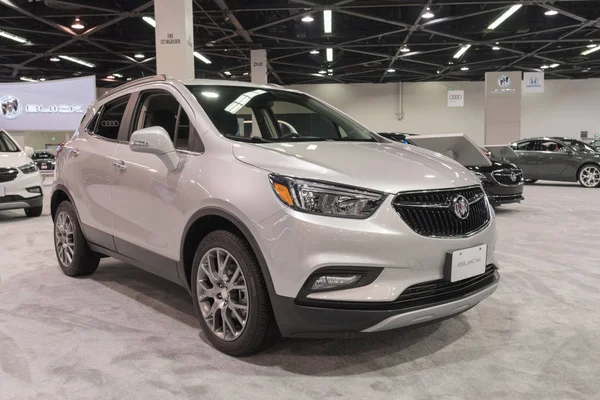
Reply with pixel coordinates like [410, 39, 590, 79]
[129, 126, 179, 171]
[24, 146, 34, 158]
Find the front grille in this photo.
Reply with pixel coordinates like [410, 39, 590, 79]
[393, 264, 497, 309]
[492, 169, 523, 186]
[393, 186, 490, 238]
[0, 195, 23, 204]
[0, 168, 18, 183]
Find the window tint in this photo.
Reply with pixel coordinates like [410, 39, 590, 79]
[95, 96, 130, 140]
[540, 140, 565, 152]
[0, 130, 19, 152]
[512, 140, 537, 151]
[133, 91, 192, 151]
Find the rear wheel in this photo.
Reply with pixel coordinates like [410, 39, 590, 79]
[54, 201, 100, 276]
[25, 206, 42, 217]
[191, 230, 277, 356]
[578, 164, 600, 188]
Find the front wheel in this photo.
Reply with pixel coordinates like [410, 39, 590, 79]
[578, 164, 600, 188]
[54, 201, 100, 276]
[191, 230, 277, 356]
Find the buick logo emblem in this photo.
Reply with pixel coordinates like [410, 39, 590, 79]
[498, 75, 510, 88]
[0, 95, 22, 119]
[452, 195, 470, 220]
[510, 172, 517, 182]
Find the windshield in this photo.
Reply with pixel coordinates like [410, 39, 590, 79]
[562, 139, 596, 153]
[0, 130, 19, 153]
[186, 85, 376, 143]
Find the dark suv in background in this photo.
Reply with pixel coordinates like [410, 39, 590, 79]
[31, 150, 56, 171]
[508, 137, 600, 188]
[379, 132, 524, 207]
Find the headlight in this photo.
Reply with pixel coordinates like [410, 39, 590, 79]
[269, 175, 385, 219]
[19, 162, 38, 174]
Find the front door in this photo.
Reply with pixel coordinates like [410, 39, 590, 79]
[64, 95, 131, 251]
[536, 140, 575, 180]
[510, 140, 540, 179]
[110, 88, 196, 282]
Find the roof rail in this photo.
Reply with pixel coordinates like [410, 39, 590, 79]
[101, 75, 167, 100]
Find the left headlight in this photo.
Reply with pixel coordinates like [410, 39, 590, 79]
[19, 162, 38, 174]
[269, 175, 385, 219]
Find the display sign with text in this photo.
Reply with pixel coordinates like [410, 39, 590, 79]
[0, 76, 95, 131]
[447, 90, 464, 107]
[523, 72, 544, 93]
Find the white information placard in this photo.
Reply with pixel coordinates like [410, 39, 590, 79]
[447, 90, 464, 107]
[523, 72, 544, 93]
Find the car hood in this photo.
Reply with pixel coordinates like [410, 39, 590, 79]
[467, 156, 518, 172]
[232, 141, 478, 193]
[0, 152, 30, 168]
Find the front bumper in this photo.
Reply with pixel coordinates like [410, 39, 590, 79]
[0, 170, 43, 211]
[272, 268, 499, 337]
[482, 182, 524, 205]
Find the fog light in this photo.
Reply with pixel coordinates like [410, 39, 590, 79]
[26, 186, 42, 194]
[310, 275, 361, 291]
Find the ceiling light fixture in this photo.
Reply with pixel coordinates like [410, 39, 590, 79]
[387, 68, 396, 73]
[400, 46, 410, 53]
[587, 44, 597, 48]
[113, 73, 123, 78]
[58, 55, 95, 68]
[134, 53, 145, 59]
[39, 78, 46, 81]
[301, 16, 314, 23]
[194, 51, 212, 64]
[310, 49, 319, 54]
[323, 10, 332, 34]
[401, 51, 420, 57]
[492, 46, 500, 50]
[20, 77, 37, 82]
[127, 77, 132, 81]
[142, 16, 156, 28]
[50, 57, 60, 62]
[243, 72, 249, 76]
[461, 66, 469, 71]
[327, 68, 333, 72]
[582, 68, 591, 72]
[581, 46, 600, 56]
[540, 65, 550, 69]
[453, 44, 471, 59]
[422, 7, 434, 19]
[488, 4, 522, 30]
[319, 70, 326, 74]
[549, 63, 559, 68]
[544, 10, 558, 16]
[326, 47, 333, 62]
[0, 29, 27, 44]
[107, 75, 115, 79]
[224, 71, 232, 76]
[71, 18, 85, 30]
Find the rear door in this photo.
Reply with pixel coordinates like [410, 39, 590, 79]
[63, 95, 131, 251]
[510, 140, 540, 179]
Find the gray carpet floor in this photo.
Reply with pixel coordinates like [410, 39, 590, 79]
[1, 182, 599, 400]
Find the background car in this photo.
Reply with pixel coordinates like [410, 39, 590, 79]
[0, 129, 43, 217]
[590, 139, 600, 152]
[508, 137, 600, 188]
[380, 133, 524, 206]
[31, 150, 56, 171]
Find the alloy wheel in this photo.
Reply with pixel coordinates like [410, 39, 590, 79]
[55, 211, 75, 266]
[580, 165, 600, 187]
[196, 248, 249, 341]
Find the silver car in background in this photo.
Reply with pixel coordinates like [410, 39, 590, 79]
[51, 75, 499, 356]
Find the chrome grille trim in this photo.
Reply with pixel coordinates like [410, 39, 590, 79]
[491, 169, 524, 187]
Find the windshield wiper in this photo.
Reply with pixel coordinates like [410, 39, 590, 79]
[225, 135, 274, 143]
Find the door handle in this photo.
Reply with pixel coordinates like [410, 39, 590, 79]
[71, 148, 80, 157]
[112, 160, 127, 172]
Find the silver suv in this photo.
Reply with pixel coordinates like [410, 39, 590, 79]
[51, 75, 499, 356]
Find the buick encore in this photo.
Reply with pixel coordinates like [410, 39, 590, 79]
[51, 75, 500, 356]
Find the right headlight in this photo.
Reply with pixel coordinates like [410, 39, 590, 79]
[19, 162, 38, 174]
[269, 174, 385, 219]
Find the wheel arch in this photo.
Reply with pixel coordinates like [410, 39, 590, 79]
[178, 208, 275, 297]
[50, 184, 76, 222]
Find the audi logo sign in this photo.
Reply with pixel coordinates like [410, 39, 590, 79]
[100, 120, 120, 127]
[448, 95, 463, 100]
[447, 90, 465, 107]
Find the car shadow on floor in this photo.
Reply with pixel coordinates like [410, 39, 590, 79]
[527, 182, 582, 188]
[91, 260, 471, 375]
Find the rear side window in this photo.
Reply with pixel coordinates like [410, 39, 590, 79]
[92, 96, 130, 140]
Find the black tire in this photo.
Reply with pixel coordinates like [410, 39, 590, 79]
[577, 164, 600, 188]
[525, 179, 537, 184]
[54, 201, 100, 277]
[191, 230, 278, 356]
[25, 206, 42, 217]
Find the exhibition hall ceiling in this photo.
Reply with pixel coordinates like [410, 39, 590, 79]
[0, 0, 600, 86]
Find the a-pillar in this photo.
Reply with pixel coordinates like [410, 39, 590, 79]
[484, 71, 522, 145]
[154, 0, 195, 80]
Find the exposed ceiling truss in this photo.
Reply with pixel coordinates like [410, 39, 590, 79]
[0, 0, 599, 86]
